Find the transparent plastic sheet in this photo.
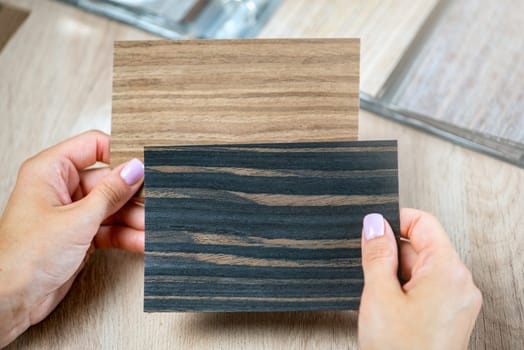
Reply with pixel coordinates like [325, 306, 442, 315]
[59, 0, 281, 39]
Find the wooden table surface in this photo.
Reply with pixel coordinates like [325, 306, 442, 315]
[1, 0, 522, 349]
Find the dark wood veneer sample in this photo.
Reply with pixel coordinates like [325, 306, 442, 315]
[144, 141, 400, 312]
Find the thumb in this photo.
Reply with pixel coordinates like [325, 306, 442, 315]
[78, 158, 144, 223]
[361, 213, 402, 295]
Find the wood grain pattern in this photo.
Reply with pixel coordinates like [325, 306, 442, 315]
[0, 2, 29, 52]
[111, 39, 360, 166]
[144, 141, 400, 312]
[2, 1, 523, 349]
[384, 0, 524, 150]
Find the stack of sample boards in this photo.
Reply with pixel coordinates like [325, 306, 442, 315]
[110, 39, 400, 312]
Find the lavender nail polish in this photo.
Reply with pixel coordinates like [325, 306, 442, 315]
[120, 158, 144, 185]
[363, 213, 385, 240]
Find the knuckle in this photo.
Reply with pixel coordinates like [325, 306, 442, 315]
[85, 130, 109, 160]
[18, 157, 36, 176]
[97, 181, 123, 209]
[85, 129, 107, 138]
[451, 264, 483, 311]
[446, 258, 473, 285]
[364, 241, 396, 265]
[457, 264, 473, 284]
[409, 208, 437, 222]
[422, 212, 442, 229]
[471, 287, 483, 310]
[419, 209, 435, 220]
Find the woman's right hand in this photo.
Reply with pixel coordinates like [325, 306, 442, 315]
[358, 208, 482, 349]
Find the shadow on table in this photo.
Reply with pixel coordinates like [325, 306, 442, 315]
[192, 310, 358, 331]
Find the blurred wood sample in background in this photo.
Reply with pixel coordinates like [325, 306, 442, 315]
[384, 0, 524, 150]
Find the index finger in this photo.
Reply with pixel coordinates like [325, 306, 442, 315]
[41, 130, 110, 170]
[400, 208, 453, 253]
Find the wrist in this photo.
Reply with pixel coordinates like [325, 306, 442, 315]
[0, 248, 32, 347]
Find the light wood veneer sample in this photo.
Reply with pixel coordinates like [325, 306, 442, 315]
[111, 39, 360, 166]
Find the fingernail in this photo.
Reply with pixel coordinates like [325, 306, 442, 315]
[363, 213, 385, 240]
[120, 158, 144, 185]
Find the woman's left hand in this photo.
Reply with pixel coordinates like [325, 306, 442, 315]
[0, 130, 144, 347]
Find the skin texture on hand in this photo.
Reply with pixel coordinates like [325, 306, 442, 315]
[0, 131, 145, 348]
[358, 209, 482, 350]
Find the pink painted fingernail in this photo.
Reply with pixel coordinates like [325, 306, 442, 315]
[120, 158, 144, 185]
[363, 213, 384, 240]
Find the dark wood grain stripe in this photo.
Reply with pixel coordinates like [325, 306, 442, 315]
[144, 141, 400, 312]
[146, 252, 360, 268]
[169, 233, 361, 249]
[146, 255, 364, 279]
[144, 296, 360, 302]
[145, 150, 396, 170]
[146, 173, 398, 195]
[147, 190, 397, 206]
[144, 296, 362, 312]
[148, 166, 397, 178]
[146, 201, 400, 240]
[146, 231, 361, 248]
[144, 276, 363, 284]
